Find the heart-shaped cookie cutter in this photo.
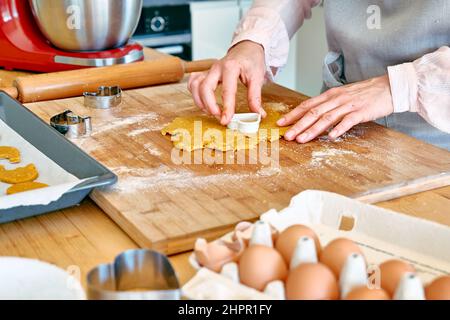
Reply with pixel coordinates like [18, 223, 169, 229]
[227, 113, 261, 134]
[84, 86, 122, 109]
[87, 249, 181, 300]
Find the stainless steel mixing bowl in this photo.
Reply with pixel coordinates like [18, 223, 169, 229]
[29, 0, 143, 51]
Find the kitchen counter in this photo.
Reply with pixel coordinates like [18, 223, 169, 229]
[1, 50, 450, 292]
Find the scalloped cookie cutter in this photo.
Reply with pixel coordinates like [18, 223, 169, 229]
[83, 86, 122, 109]
[227, 113, 261, 134]
[50, 110, 92, 139]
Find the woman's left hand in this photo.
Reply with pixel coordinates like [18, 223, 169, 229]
[277, 74, 395, 143]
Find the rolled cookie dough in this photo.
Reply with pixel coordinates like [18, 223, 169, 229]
[6, 181, 49, 195]
[0, 164, 39, 184]
[161, 109, 291, 151]
[0, 146, 20, 163]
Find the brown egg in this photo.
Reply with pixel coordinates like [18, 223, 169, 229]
[319, 238, 363, 277]
[275, 225, 321, 264]
[379, 260, 415, 296]
[286, 263, 339, 300]
[345, 286, 390, 300]
[239, 245, 288, 291]
[425, 276, 450, 300]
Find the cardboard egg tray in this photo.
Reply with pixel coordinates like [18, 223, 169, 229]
[183, 190, 450, 300]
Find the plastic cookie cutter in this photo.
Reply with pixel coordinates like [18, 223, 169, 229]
[87, 249, 181, 300]
[227, 113, 262, 134]
[83, 85, 122, 109]
[50, 109, 92, 139]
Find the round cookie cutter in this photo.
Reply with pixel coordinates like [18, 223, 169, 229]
[227, 113, 262, 135]
[84, 86, 122, 109]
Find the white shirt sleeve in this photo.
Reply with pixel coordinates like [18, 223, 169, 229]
[231, 0, 321, 79]
[388, 46, 450, 134]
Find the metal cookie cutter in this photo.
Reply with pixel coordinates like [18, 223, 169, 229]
[50, 109, 92, 139]
[227, 113, 262, 135]
[87, 249, 181, 300]
[84, 86, 122, 109]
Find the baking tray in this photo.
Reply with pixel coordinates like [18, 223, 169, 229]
[0, 91, 117, 223]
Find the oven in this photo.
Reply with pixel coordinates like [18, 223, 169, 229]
[132, 0, 193, 60]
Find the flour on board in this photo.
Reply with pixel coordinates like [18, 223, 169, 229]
[310, 148, 356, 167]
[128, 128, 152, 137]
[143, 142, 162, 157]
[108, 164, 283, 193]
[92, 112, 160, 136]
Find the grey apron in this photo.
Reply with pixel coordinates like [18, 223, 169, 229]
[321, 0, 450, 151]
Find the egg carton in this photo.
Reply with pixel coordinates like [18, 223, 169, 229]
[183, 190, 450, 300]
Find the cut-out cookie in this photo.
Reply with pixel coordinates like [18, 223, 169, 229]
[0, 146, 21, 163]
[6, 181, 49, 195]
[0, 164, 39, 184]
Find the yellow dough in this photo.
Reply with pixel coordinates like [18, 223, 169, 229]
[161, 109, 291, 151]
[0, 164, 39, 184]
[6, 181, 49, 195]
[0, 146, 20, 163]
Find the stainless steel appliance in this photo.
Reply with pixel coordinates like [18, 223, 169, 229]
[132, 0, 192, 60]
[0, 0, 144, 72]
[30, 0, 143, 51]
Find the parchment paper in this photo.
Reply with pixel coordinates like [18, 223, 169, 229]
[0, 119, 83, 210]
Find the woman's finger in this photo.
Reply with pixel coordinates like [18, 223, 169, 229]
[295, 103, 356, 143]
[199, 69, 222, 118]
[190, 73, 207, 111]
[277, 103, 309, 127]
[220, 64, 241, 125]
[329, 111, 364, 139]
[284, 96, 348, 141]
[277, 90, 336, 127]
[247, 76, 266, 117]
[188, 72, 203, 92]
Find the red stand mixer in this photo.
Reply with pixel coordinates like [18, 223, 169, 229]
[0, 0, 144, 72]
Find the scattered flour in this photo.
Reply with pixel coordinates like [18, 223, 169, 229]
[264, 102, 291, 113]
[70, 113, 163, 154]
[143, 142, 162, 157]
[318, 131, 358, 143]
[257, 166, 282, 177]
[108, 164, 281, 193]
[310, 148, 356, 167]
[92, 113, 160, 136]
[128, 128, 152, 137]
[72, 137, 99, 153]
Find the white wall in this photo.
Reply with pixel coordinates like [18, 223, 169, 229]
[191, 1, 328, 96]
[294, 5, 328, 97]
[191, 1, 240, 60]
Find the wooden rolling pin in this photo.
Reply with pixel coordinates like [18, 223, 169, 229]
[0, 57, 216, 103]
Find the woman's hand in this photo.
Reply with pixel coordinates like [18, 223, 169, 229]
[188, 40, 267, 125]
[278, 75, 395, 143]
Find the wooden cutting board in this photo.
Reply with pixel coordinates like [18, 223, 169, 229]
[24, 81, 450, 254]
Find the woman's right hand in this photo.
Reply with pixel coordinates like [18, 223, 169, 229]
[188, 40, 267, 126]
